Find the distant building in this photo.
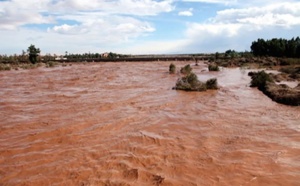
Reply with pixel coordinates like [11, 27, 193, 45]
[55, 57, 67, 61]
[101, 52, 109, 58]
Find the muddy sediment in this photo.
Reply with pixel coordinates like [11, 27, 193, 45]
[0, 61, 300, 185]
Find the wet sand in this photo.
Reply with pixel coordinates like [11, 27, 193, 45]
[0, 61, 299, 185]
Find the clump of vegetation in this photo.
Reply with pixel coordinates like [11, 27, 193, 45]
[173, 72, 218, 91]
[180, 64, 192, 74]
[249, 70, 300, 106]
[46, 61, 58, 68]
[208, 63, 220, 71]
[0, 63, 11, 71]
[249, 71, 274, 91]
[174, 72, 206, 91]
[206, 78, 218, 89]
[169, 63, 176, 74]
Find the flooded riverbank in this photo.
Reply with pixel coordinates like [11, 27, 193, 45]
[0, 61, 299, 185]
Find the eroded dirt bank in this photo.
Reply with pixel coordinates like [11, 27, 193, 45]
[0, 61, 299, 186]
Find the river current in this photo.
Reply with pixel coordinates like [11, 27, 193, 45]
[0, 61, 299, 185]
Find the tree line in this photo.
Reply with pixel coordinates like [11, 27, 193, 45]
[251, 37, 300, 58]
[1, 38, 300, 64]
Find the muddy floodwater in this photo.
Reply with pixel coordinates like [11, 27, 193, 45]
[0, 61, 299, 186]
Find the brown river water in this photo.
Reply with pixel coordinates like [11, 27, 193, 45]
[0, 61, 299, 186]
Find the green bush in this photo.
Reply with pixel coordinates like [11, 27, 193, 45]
[249, 71, 274, 90]
[169, 63, 176, 74]
[180, 64, 192, 74]
[206, 78, 218, 89]
[208, 63, 220, 71]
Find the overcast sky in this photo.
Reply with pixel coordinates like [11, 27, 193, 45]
[1, 0, 300, 55]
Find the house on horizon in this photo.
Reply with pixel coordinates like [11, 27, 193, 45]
[101, 52, 109, 58]
[55, 56, 67, 61]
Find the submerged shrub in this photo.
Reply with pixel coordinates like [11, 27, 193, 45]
[174, 72, 206, 91]
[180, 64, 192, 74]
[174, 72, 218, 91]
[206, 78, 218, 89]
[249, 71, 274, 90]
[169, 63, 176, 74]
[208, 63, 220, 71]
